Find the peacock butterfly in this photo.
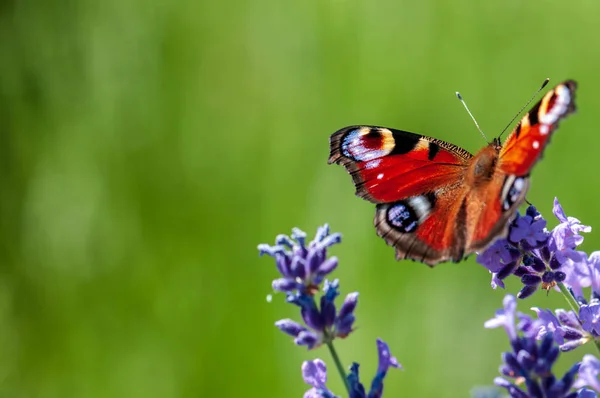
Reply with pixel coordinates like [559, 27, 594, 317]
[328, 80, 577, 266]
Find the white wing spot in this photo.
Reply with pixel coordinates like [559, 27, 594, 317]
[540, 125, 549, 135]
[533, 140, 540, 149]
[377, 173, 384, 180]
[408, 196, 432, 221]
[514, 178, 525, 191]
[364, 159, 382, 169]
[540, 86, 571, 125]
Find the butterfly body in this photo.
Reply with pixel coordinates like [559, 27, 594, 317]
[329, 80, 577, 266]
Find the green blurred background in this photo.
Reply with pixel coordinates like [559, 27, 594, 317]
[1, 0, 599, 396]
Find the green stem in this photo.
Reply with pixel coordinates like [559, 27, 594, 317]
[556, 282, 579, 314]
[326, 340, 350, 394]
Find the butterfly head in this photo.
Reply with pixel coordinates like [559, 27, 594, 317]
[492, 137, 502, 151]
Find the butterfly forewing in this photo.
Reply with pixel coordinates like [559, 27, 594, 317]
[499, 80, 577, 175]
[329, 126, 471, 203]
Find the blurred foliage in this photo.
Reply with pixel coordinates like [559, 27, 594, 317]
[1, 0, 599, 396]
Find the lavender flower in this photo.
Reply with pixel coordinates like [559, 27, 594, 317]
[260, 225, 357, 349]
[531, 307, 588, 352]
[573, 355, 600, 393]
[522, 248, 600, 353]
[261, 225, 400, 397]
[258, 225, 341, 294]
[485, 295, 593, 397]
[302, 359, 338, 398]
[302, 339, 401, 398]
[478, 198, 591, 299]
[274, 279, 359, 348]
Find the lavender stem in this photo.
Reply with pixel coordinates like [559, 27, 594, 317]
[326, 339, 351, 394]
[557, 281, 580, 314]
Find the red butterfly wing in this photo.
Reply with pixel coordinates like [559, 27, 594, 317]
[468, 80, 577, 247]
[499, 80, 577, 175]
[328, 126, 471, 203]
[374, 188, 469, 263]
[329, 126, 473, 264]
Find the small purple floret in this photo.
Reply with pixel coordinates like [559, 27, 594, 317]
[509, 212, 549, 249]
[484, 294, 518, 341]
[302, 359, 338, 398]
[346, 339, 401, 398]
[477, 240, 520, 273]
[335, 292, 359, 337]
[573, 355, 600, 393]
[579, 300, 600, 336]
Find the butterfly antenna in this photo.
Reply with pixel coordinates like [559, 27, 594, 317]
[455, 91, 489, 142]
[497, 78, 550, 140]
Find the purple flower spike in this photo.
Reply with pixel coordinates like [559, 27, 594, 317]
[477, 198, 596, 301]
[263, 224, 403, 398]
[259, 225, 342, 295]
[495, 327, 581, 397]
[368, 339, 402, 398]
[375, 339, 402, 372]
[573, 355, 600, 392]
[302, 359, 338, 398]
[345, 339, 401, 398]
[487, 294, 598, 397]
[262, 226, 363, 349]
[347, 363, 367, 398]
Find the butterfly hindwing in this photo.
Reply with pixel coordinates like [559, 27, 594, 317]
[375, 187, 469, 264]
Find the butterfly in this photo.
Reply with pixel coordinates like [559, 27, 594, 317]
[328, 80, 577, 266]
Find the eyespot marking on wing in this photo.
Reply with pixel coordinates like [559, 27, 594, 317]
[386, 194, 435, 233]
[501, 176, 527, 210]
[540, 84, 571, 126]
[341, 127, 396, 161]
